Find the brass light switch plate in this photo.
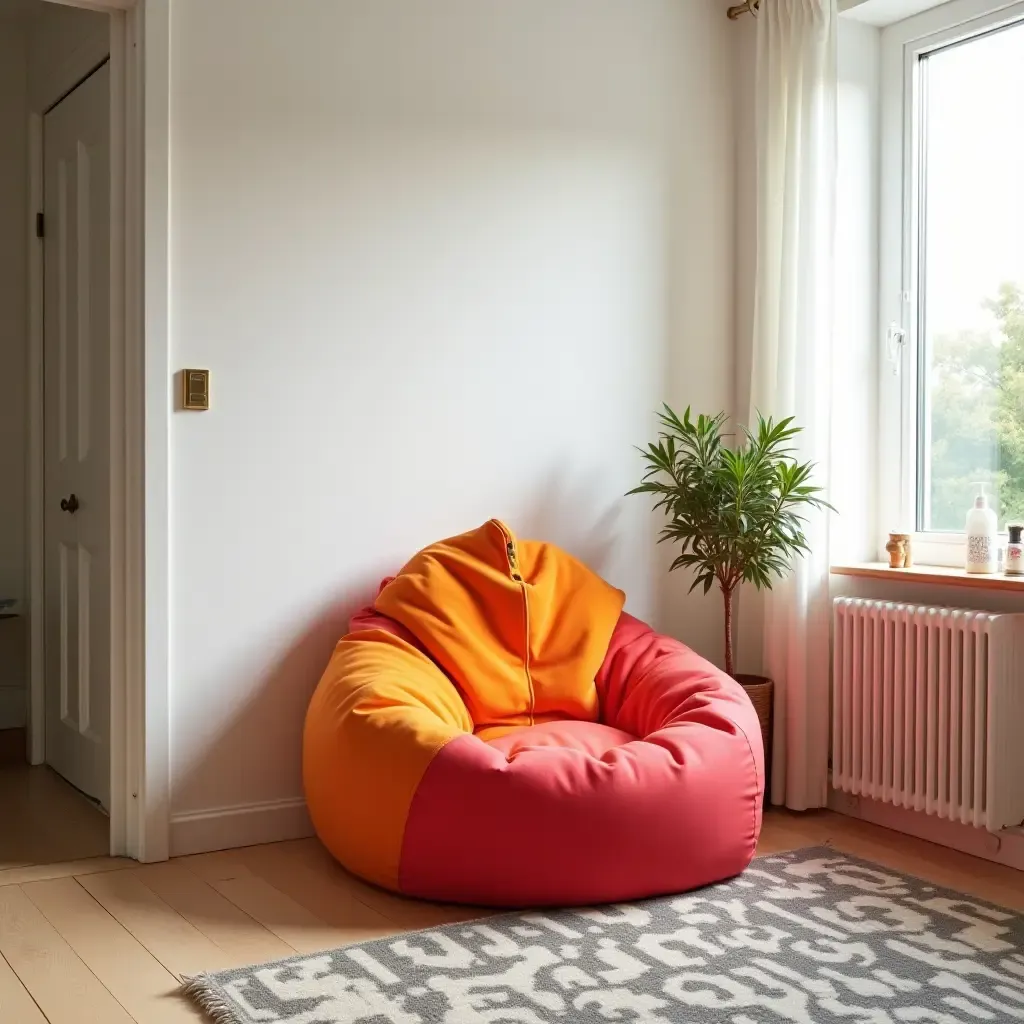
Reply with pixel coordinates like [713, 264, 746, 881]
[182, 369, 210, 410]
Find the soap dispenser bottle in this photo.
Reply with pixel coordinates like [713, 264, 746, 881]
[966, 485, 998, 574]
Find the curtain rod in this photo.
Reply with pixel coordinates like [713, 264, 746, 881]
[727, 0, 759, 18]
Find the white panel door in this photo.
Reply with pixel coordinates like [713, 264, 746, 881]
[43, 62, 111, 808]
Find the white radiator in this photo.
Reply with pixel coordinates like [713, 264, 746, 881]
[832, 597, 1024, 832]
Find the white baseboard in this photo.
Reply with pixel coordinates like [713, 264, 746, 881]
[0, 687, 26, 730]
[169, 796, 314, 857]
[828, 788, 1024, 872]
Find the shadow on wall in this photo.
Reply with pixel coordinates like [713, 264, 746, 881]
[519, 469, 628, 586]
[169, 484, 653, 854]
[169, 571, 376, 835]
[517, 469, 667, 626]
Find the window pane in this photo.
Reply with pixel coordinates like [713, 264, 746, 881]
[919, 21, 1024, 532]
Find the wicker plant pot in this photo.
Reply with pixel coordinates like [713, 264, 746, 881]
[734, 673, 773, 805]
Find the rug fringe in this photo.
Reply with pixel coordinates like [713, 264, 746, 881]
[182, 974, 247, 1024]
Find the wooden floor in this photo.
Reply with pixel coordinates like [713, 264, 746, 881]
[0, 765, 110, 871]
[1, 809, 1024, 1022]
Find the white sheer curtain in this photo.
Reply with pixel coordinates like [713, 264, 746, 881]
[750, 0, 837, 809]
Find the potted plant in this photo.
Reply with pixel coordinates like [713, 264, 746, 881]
[628, 406, 832, 782]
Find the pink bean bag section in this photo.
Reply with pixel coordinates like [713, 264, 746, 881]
[398, 612, 764, 906]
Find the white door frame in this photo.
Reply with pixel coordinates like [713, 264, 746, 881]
[27, 0, 170, 861]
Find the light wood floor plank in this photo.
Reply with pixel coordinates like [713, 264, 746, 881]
[133, 862, 295, 965]
[0, 884, 134, 1024]
[292, 839, 495, 929]
[755, 815, 829, 856]
[180, 853, 377, 954]
[255, 839, 495, 928]
[2, 804, 1021, 1022]
[0, 767, 109, 871]
[0, 857, 131, 888]
[20, 877, 202, 1023]
[793, 810, 1024, 910]
[233, 842, 404, 943]
[0, 951, 47, 1024]
[77, 869, 234, 977]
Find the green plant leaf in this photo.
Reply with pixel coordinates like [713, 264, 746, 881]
[628, 406, 835, 665]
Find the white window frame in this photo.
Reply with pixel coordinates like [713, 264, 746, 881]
[879, 0, 1024, 566]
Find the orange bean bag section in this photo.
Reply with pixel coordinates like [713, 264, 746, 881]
[303, 519, 764, 906]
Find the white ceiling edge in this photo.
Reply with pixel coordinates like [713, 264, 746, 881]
[840, 0, 954, 26]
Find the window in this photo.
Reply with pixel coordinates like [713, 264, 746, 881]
[881, 0, 1024, 562]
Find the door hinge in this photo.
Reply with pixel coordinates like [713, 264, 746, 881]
[35, 212, 44, 238]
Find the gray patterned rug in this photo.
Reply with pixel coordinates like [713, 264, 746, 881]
[183, 846, 1024, 1023]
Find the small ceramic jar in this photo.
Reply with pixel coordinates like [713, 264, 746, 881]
[886, 532, 909, 569]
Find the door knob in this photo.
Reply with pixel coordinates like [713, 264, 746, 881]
[60, 494, 79, 514]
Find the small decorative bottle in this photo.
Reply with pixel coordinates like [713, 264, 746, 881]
[1006, 523, 1024, 576]
[965, 488, 998, 574]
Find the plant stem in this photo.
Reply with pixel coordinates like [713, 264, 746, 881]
[723, 584, 735, 678]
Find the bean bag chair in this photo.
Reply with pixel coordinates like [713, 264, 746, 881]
[303, 519, 763, 907]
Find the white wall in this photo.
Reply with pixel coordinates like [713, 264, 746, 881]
[0, 23, 28, 730]
[167, 0, 737, 847]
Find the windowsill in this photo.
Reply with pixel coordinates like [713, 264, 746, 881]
[830, 563, 1024, 592]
